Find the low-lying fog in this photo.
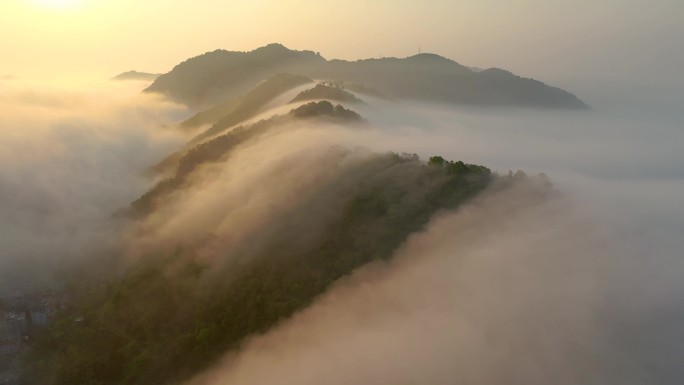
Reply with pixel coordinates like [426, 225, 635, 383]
[187, 85, 684, 384]
[0, 79, 189, 293]
[0, 76, 681, 383]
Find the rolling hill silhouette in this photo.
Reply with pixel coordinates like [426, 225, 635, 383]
[146, 43, 588, 109]
[112, 71, 161, 81]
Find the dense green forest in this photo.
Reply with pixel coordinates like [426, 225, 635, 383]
[289, 83, 363, 104]
[23, 152, 494, 385]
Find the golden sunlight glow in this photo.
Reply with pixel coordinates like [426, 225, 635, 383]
[31, 0, 83, 10]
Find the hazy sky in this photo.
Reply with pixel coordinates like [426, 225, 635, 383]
[1, 0, 682, 89]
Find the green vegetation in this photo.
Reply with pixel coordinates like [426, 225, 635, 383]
[134, 102, 362, 217]
[24, 152, 494, 385]
[151, 73, 313, 176]
[291, 101, 362, 120]
[289, 83, 362, 104]
[132, 115, 278, 216]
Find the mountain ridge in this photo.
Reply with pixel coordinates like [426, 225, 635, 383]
[22, 48, 560, 385]
[145, 43, 588, 110]
[112, 70, 161, 81]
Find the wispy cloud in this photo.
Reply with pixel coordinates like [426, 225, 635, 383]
[0, 81, 189, 292]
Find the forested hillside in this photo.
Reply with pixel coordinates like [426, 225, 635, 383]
[24, 152, 495, 385]
[21, 45, 557, 385]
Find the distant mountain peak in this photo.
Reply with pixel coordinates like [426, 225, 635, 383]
[481, 67, 514, 76]
[145, 44, 588, 109]
[252, 43, 320, 59]
[112, 70, 160, 81]
[407, 53, 452, 62]
[256, 42, 289, 51]
[291, 100, 362, 121]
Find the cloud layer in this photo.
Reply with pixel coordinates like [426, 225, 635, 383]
[189, 179, 683, 385]
[0, 80, 188, 292]
[176, 89, 684, 384]
[1, 78, 681, 383]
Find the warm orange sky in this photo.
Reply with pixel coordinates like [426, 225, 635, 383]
[1, 0, 682, 88]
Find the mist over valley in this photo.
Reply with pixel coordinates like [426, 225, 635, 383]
[1, 33, 682, 385]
